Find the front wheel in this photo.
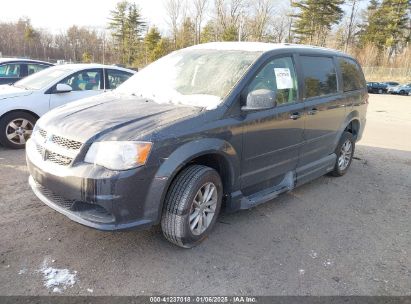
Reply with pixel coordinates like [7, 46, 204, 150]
[161, 165, 223, 248]
[0, 111, 37, 149]
[329, 132, 355, 177]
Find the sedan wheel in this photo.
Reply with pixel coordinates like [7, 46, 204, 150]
[5, 118, 34, 146]
[0, 111, 37, 149]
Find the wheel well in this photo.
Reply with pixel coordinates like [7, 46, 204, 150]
[345, 120, 360, 140]
[177, 154, 232, 196]
[0, 110, 40, 121]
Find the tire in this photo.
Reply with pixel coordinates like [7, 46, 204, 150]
[0, 111, 37, 149]
[329, 132, 355, 177]
[161, 165, 223, 248]
[400, 90, 405, 95]
[378, 89, 383, 94]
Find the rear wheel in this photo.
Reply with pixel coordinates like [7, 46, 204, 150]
[400, 90, 406, 95]
[329, 132, 355, 177]
[0, 111, 36, 149]
[161, 165, 223, 248]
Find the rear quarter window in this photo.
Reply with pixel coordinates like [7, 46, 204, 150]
[300, 56, 338, 99]
[339, 58, 366, 92]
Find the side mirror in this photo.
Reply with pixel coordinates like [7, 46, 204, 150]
[55, 83, 72, 93]
[241, 89, 276, 111]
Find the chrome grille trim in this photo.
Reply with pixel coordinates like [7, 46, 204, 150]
[51, 135, 82, 150]
[38, 128, 47, 138]
[47, 151, 73, 166]
[33, 128, 83, 167]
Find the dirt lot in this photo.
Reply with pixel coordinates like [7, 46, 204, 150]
[0, 94, 410, 296]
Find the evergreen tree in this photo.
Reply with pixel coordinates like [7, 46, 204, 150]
[144, 27, 162, 53]
[291, 0, 344, 46]
[201, 21, 217, 43]
[109, 1, 145, 65]
[177, 18, 196, 48]
[222, 25, 238, 41]
[151, 38, 172, 61]
[109, 1, 128, 64]
[126, 3, 145, 64]
[359, 0, 410, 58]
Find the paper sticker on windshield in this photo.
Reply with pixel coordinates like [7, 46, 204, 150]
[274, 68, 293, 90]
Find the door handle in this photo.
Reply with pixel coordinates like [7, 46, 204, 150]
[308, 108, 319, 115]
[289, 112, 302, 120]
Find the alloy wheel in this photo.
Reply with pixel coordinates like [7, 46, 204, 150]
[189, 182, 218, 236]
[5, 118, 34, 146]
[338, 140, 352, 171]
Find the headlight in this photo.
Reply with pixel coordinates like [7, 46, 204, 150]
[84, 141, 152, 171]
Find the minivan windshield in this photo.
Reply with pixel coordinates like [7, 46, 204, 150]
[116, 49, 262, 109]
[14, 68, 70, 90]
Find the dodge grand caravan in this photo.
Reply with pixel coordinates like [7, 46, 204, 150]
[26, 43, 368, 248]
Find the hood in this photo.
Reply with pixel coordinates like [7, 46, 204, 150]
[0, 85, 33, 100]
[39, 93, 202, 143]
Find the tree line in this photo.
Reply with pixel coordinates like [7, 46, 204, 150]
[0, 0, 409, 69]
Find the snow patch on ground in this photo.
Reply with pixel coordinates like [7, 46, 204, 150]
[39, 259, 77, 293]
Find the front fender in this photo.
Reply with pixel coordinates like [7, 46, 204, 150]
[146, 138, 241, 224]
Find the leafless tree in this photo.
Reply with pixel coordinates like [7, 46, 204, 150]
[247, 0, 275, 41]
[192, 0, 209, 44]
[344, 0, 362, 52]
[164, 0, 184, 49]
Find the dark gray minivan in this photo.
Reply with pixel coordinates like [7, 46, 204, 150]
[26, 43, 368, 248]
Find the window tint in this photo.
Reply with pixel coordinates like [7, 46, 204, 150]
[27, 64, 48, 76]
[301, 56, 337, 98]
[247, 56, 298, 106]
[339, 58, 365, 91]
[0, 64, 21, 78]
[58, 69, 102, 91]
[107, 69, 132, 89]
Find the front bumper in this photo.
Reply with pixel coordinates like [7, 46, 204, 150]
[26, 139, 167, 231]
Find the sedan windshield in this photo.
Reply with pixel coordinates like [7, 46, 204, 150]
[14, 68, 69, 90]
[116, 49, 262, 109]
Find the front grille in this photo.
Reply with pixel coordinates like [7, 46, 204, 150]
[34, 180, 115, 224]
[34, 128, 83, 167]
[51, 135, 82, 150]
[38, 128, 47, 138]
[47, 151, 73, 166]
[35, 180, 76, 210]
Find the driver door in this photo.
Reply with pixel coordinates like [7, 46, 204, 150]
[49, 69, 104, 110]
[241, 55, 305, 189]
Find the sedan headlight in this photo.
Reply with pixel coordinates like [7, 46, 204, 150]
[85, 141, 152, 171]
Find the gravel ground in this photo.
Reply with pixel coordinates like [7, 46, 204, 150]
[0, 94, 410, 296]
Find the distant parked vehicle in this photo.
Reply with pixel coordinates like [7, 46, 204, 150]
[387, 83, 411, 95]
[366, 82, 387, 94]
[383, 81, 400, 88]
[0, 64, 135, 148]
[0, 58, 54, 85]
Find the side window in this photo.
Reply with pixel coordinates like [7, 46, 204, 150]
[247, 56, 298, 106]
[301, 56, 337, 99]
[107, 69, 133, 90]
[27, 64, 48, 76]
[339, 58, 365, 92]
[0, 64, 21, 78]
[58, 69, 102, 92]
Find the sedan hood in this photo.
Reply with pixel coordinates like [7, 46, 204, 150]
[0, 85, 33, 100]
[39, 93, 201, 143]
